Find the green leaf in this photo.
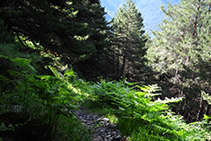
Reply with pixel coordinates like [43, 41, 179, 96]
[119, 107, 125, 111]
[0, 122, 7, 131]
[204, 114, 211, 121]
[8, 124, 14, 128]
[48, 66, 60, 78]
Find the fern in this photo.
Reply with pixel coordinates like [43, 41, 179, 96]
[84, 79, 211, 140]
[201, 91, 211, 105]
[48, 65, 61, 78]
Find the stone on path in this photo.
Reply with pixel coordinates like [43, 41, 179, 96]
[72, 109, 131, 141]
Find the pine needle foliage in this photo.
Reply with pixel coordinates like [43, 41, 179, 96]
[146, 0, 211, 91]
[145, 0, 211, 122]
[110, 0, 147, 80]
[147, 0, 211, 74]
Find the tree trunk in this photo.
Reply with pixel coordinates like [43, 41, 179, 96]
[116, 50, 120, 80]
[120, 50, 127, 77]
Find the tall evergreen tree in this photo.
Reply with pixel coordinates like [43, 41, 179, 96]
[71, 0, 111, 78]
[147, 0, 211, 75]
[0, 0, 112, 79]
[146, 0, 211, 121]
[110, 0, 147, 81]
[0, 0, 95, 63]
[147, 0, 211, 87]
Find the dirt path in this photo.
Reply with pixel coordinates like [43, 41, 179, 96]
[73, 108, 130, 141]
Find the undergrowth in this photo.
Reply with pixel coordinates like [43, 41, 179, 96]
[82, 79, 211, 141]
[0, 26, 89, 140]
[1, 20, 211, 140]
[56, 114, 91, 141]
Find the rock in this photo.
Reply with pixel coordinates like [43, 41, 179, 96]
[86, 121, 92, 125]
[100, 128, 106, 133]
[72, 108, 130, 141]
[112, 131, 117, 135]
[115, 135, 122, 140]
[109, 124, 116, 128]
[105, 135, 112, 141]
[102, 118, 110, 123]
[93, 135, 103, 141]
[79, 116, 83, 119]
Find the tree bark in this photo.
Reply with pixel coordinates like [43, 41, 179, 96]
[120, 50, 127, 77]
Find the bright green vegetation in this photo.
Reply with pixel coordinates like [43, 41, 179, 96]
[0, 18, 90, 140]
[146, 0, 211, 122]
[110, 0, 148, 81]
[1, 49, 210, 140]
[1, 0, 211, 140]
[83, 80, 211, 141]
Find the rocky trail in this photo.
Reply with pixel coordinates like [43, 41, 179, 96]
[72, 108, 131, 141]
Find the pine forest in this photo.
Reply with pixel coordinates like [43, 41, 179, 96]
[0, 0, 211, 140]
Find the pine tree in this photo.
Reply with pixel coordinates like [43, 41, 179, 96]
[71, 0, 112, 78]
[146, 0, 211, 121]
[146, 0, 211, 86]
[111, 0, 147, 81]
[0, 0, 95, 63]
